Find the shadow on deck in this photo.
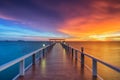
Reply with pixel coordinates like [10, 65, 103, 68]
[18, 43, 99, 80]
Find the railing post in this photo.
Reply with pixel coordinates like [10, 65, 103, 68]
[69, 47, 71, 53]
[68, 44, 69, 52]
[75, 50, 77, 60]
[72, 48, 74, 57]
[43, 49, 45, 57]
[40, 51, 42, 59]
[32, 54, 36, 64]
[39, 51, 41, 59]
[20, 60, 24, 76]
[65, 45, 67, 50]
[81, 47, 84, 64]
[92, 59, 97, 76]
[46, 47, 48, 53]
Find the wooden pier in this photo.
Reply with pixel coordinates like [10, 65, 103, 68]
[18, 43, 97, 80]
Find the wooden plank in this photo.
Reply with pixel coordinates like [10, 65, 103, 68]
[18, 43, 98, 80]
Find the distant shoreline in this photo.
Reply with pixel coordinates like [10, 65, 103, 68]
[0, 40, 120, 42]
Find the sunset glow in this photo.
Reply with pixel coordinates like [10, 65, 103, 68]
[0, 0, 120, 41]
[59, 16, 120, 41]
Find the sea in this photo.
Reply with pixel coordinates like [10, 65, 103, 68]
[0, 41, 51, 80]
[0, 41, 120, 80]
[67, 41, 120, 80]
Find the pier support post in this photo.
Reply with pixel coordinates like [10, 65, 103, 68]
[39, 51, 41, 59]
[81, 47, 84, 64]
[66, 45, 67, 50]
[75, 50, 77, 60]
[32, 54, 36, 64]
[43, 49, 45, 57]
[72, 48, 74, 57]
[92, 59, 97, 76]
[69, 47, 71, 53]
[68, 44, 69, 52]
[20, 60, 25, 76]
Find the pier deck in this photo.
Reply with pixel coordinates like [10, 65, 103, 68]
[18, 43, 98, 80]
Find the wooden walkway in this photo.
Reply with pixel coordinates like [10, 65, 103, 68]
[18, 43, 99, 80]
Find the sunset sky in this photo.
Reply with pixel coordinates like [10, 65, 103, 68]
[0, 0, 120, 41]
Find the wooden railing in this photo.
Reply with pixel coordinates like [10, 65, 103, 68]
[0, 43, 55, 79]
[61, 43, 120, 77]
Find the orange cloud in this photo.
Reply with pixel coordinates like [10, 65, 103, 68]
[56, 0, 120, 41]
[58, 15, 120, 41]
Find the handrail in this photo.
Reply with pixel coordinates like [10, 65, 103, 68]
[0, 43, 55, 73]
[83, 52, 120, 72]
[0, 47, 43, 71]
[61, 43, 120, 76]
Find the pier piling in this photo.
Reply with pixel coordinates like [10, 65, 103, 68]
[81, 47, 84, 64]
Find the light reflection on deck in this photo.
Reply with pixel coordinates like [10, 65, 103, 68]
[18, 43, 99, 80]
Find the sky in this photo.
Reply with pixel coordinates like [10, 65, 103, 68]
[0, 0, 120, 41]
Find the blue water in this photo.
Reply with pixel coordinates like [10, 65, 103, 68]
[0, 41, 51, 80]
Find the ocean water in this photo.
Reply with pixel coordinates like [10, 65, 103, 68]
[67, 41, 120, 80]
[0, 41, 120, 80]
[0, 41, 51, 80]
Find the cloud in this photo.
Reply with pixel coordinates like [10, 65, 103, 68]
[0, 24, 70, 41]
[0, 0, 63, 32]
[0, 0, 120, 40]
[90, 31, 120, 41]
[0, 12, 15, 20]
[57, 0, 120, 40]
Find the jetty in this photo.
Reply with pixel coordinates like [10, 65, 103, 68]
[0, 42, 120, 80]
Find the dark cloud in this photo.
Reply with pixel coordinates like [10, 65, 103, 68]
[0, 0, 64, 32]
[91, 0, 120, 14]
[0, 0, 120, 31]
[0, 0, 63, 20]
